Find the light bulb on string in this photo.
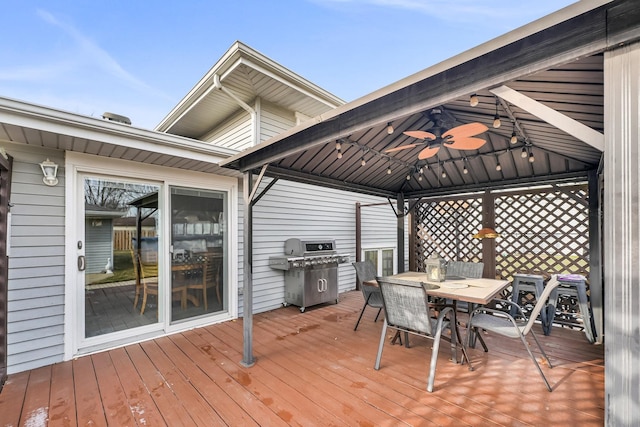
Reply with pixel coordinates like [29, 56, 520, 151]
[337, 150, 342, 159]
[521, 147, 528, 158]
[386, 123, 394, 134]
[529, 151, 535, 163]
[496, 162, 502, 171]
[469, 93, 479, 107]
[335, 141, 341, 151]
[361, 157, 366, 167]
[493, 99, 501, 128]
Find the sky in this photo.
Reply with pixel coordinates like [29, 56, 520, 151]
[1, 0, 578, 130]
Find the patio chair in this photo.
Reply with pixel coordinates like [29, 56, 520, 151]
[352, 261, 384, 331]
[132, 250, 186, 315]
[464, 275, 561, 391]
[374, 278, 458, 392]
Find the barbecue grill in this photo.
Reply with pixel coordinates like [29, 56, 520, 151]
[269, 238, 350, 312]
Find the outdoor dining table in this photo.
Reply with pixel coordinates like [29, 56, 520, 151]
[373, 272, 511, 353]
[378, 271, 511, 305]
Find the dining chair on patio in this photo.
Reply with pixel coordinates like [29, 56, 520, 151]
[133, 250, 186, 315]
[464, 275, 561, 391]
[352, 261, 384, 331]
[374, 278, 458, 392]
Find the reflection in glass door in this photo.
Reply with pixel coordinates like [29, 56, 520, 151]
[83, 177, 162, 338]
[170, 187, 227, 322]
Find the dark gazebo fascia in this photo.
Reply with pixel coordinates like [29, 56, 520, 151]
[220, 0, 638, 370]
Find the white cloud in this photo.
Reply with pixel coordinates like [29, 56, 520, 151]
[35, 9, 170, 100]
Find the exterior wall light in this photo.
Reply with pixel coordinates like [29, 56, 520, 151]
[40, 158, 58, 186]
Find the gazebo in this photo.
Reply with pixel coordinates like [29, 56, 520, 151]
[221, 0, 640, 423]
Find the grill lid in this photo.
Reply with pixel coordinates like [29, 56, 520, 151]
[284, 238, 336, 256]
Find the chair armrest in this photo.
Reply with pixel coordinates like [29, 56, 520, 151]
[469, 306, 523, 329]
[482, 298, 528, 321]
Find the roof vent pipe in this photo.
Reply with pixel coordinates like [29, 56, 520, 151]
[102, 112, 131, 125]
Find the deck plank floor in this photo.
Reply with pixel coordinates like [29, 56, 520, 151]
[0, 290, 604, 426]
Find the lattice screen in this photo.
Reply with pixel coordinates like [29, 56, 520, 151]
[494, 185, 590, 280]
[412, 197, 483, 271]
[411, 184, 591, 330]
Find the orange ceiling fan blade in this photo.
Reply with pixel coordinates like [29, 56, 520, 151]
[385, 143, 420, 153]
[446, 137, 487, 150]
[418, 145, 440, 159]
[442, 122, 488, 139]
[403, 130, 436, 140]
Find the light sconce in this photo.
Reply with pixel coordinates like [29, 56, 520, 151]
[386, 123, 394, 135]
[40, 158, 59, 186]
[493, 99, 501, 128]
[469, 93, 479, 107]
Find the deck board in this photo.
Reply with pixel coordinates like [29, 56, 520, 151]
[0, 290, 605, 426]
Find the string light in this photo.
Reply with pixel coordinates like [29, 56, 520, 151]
[386, 123, 394, 134]
[493, 99, 501, 128]
[463, 163, 468, 174]
[335, 141, 341, 151]
[496, 162, 502, 171]
[529, 150, 535, 163]
[441, 169, 447, 179]
[387, 165, 392, 174]
[361, 157, 366, 167]
[469, 93, 479, 107]
[521, 147, 528, 158]
[337, 150, 342, 159]
[510, 123, 518, 144]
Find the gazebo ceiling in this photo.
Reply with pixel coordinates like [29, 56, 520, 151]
[222, 0, 638, 199]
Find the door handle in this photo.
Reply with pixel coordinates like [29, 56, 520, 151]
[78, 255, 86, 271]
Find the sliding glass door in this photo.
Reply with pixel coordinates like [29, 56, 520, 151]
[170, 187, 227, 322]
[82, 176, 162, 338]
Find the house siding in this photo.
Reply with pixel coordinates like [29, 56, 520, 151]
[85, 219, 113, 274]
[236, 178, 402, 316]
[260, 102, 296, 142]
[201, 109, 253, 150]
[5, 144, 66, 374]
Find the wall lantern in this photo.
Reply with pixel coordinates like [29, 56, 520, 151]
[473, 227, 500, 239]
[40, 158, 58, 186]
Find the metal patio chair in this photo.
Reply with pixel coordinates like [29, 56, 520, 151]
[464, 275, 561, 391]
[352, 261, 384, 331]
[374, 278, 458, 392]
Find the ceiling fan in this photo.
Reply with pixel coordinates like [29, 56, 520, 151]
[385, 108, 488, 159]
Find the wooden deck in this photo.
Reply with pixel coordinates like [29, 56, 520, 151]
[0, 290, 604, 426]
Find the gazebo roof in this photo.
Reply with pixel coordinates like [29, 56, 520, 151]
[221, 0, 638, 199]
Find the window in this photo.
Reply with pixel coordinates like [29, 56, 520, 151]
[363, 248, 395, 276]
